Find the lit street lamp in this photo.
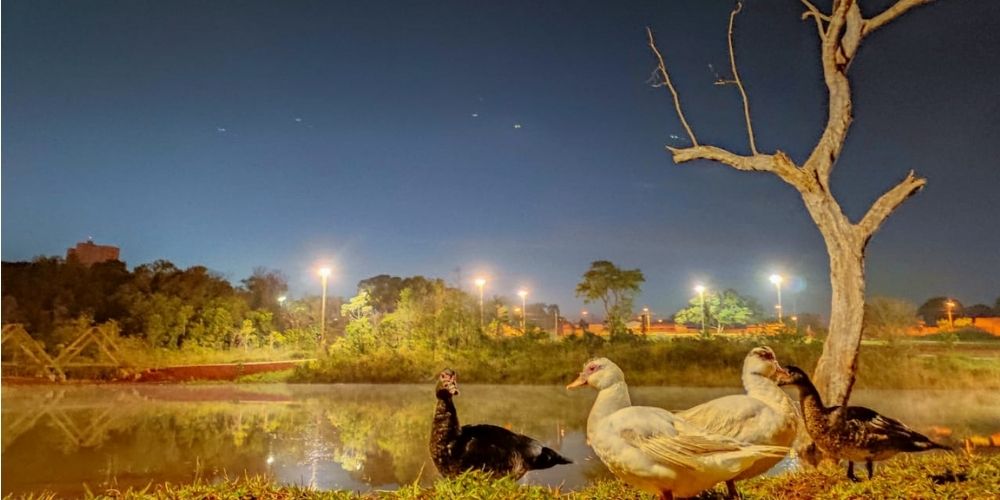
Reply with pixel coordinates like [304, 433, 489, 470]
[791, 315, 799, 333]
[694, 284, 707, 336]
[517, 289, 528, 332]
[769, 274, 784, 322]
[474, 278, 487, 329]
[318, 267, 331, 348]
[642, 306, 650, 333]
[945, 300, 956, 329]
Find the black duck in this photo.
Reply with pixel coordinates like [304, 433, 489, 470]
[429, 368, 571, 479]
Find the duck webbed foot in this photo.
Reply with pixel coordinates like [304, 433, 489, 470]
[725, 480, 742, 499]
[846, 462, 861, 482]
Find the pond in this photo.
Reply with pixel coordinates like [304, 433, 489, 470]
[2, 383, 997, 496]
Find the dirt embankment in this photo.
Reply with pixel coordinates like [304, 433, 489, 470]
[2, 359, 311, 384]
[135, 360, 309, 382]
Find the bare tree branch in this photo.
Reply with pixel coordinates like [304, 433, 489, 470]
[863, 0, 935, 36]
[801, 7, 828, 39]
[802, 0, 855, 189]
[857, 170, 927, 237]
[667, 146, 810, 188]
[646, 27, 699, 147]
[727, 1, 758, 155]
[800, 0, 830, 22]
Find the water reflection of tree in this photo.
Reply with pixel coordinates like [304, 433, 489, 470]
[5, 385, 995, 497]
[2, 390, 308, 494]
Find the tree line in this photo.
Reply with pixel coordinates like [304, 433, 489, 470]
[0, 257, 335, 351]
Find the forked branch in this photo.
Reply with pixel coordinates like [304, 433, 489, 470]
[857, 170, 927, 237]
[646, 27, 699, 147]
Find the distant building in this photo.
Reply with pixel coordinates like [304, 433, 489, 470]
[66, 239, 120, 266]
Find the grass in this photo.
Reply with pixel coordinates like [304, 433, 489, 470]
[116, 340, 314, 369]
[289, 335, 1000, 390]
[25, 452, 997, 499]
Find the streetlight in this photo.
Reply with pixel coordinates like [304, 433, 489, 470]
[945, 300, 956, 329]
[769, 274, 784, 322]
[642, 307, 650, 334]
[517, 289, 528, 332]
[277, 295, 287, 305]
[791, 315, 799, 333]
[318, 267, 331, 348]
[694, 284, 707, 336]
[474, 278, 486, 329]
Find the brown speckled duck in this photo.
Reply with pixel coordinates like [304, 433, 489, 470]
[777, 366, 949, 481]
[429, 368, 571, 479]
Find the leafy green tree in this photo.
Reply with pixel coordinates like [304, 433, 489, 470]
[674, 289, 761, 334]
[241, 267, 287, 313]
[575, 260, 644, 336]
[357, 275, 405, 314]
[965, 304, 994, 318]
[863, 296, 918, 340]
[917, 297, 964, 325]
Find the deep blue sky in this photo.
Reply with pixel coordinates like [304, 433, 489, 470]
[3, 0, 999, 319]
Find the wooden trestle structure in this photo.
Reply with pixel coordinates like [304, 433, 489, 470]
[1, 323, 123, 381]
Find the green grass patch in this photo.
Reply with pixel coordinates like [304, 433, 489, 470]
[290, 335, 1000, 390]
[32, 452, 997, 499]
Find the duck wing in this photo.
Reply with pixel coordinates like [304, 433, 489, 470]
[844, 406, 949, 452]
[608, 406, 788, 473]
[679, 395, 776, 442]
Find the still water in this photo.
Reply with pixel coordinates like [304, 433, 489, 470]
[2, 383, 997, 496]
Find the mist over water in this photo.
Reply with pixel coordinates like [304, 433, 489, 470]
[3, 384, 996, 496]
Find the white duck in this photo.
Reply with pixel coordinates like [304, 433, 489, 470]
[567, 358, 788, 500]
[678, 346, 800, 498]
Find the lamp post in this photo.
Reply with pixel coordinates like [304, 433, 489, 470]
[553, 307, 559, 337]
[517, 290, 528, 332]
[769, 274, 784, 322]
[641, 307, 650, 334]
[318, 267, 331, 348]
[474, 278, 486, 329]
[945, 300, 955, 329]
[791, 315, 799, 334]
[694, 284, 707, 336]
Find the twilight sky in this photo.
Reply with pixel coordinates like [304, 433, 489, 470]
[3, 0, 999, 319]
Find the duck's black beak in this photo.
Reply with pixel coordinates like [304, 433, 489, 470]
[774, 368, 794, 386]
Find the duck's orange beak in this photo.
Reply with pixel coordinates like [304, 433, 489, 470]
[566, 373, 588, 390]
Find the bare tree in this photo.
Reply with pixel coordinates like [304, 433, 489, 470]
[647, 0, 932, 407]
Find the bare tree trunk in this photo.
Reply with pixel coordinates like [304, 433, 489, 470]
[811, 217, 867, 404]
[647, 0, 933, 408]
